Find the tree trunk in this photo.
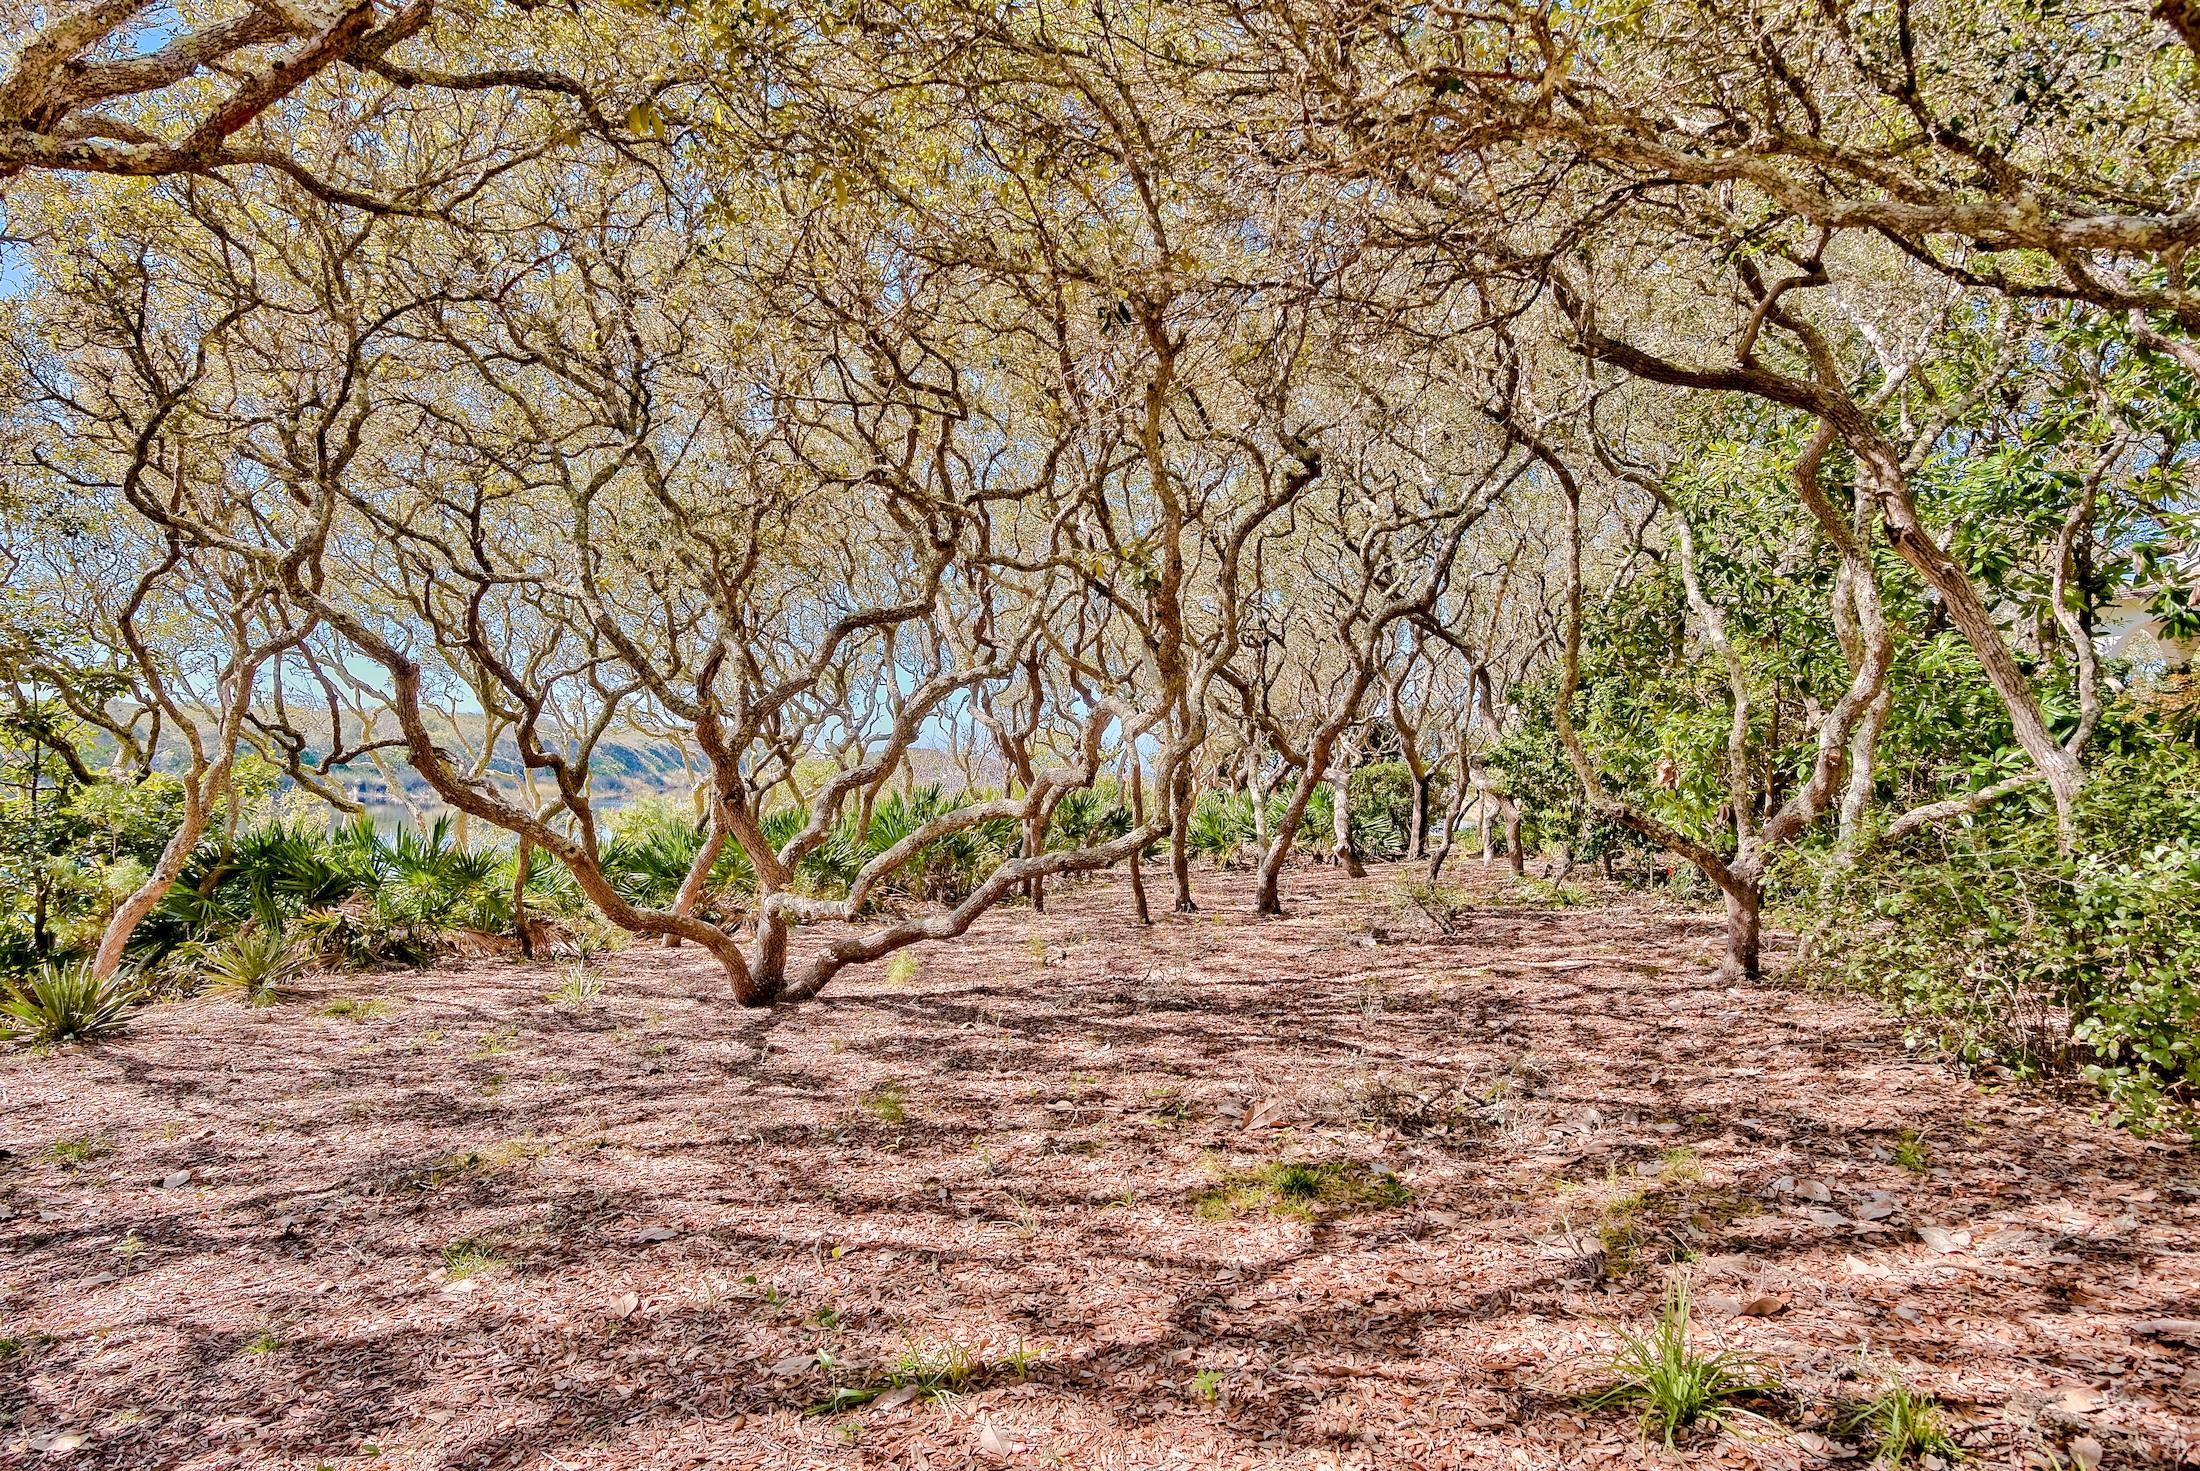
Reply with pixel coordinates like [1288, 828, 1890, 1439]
[1127, 752, 1151, 926]
[512, 839, 535, 960]
[1170, 767, 1197, 911]
[1255, 765, 1318, 916]
[1719, 878, 1763, 984]
[1407, 771, 1428, 860]
[1330, 765, 1365, 878]
[1024, 813, 1046, 913]
[660, 814, 727, 949]
[91, 782, 214, 979]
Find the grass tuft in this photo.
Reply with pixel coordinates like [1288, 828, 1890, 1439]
[546, 965, 604, 1007]
[1582, 1280, 1776, 1446]
[810, 1338, 1038, 1414]
[1194, 1158, 1410, 1220]
[1515, 877, 1588, 908]
[1836, 1365, 1962, 1465]
[439, 1237, 507, 1280]
[314, 996, 391, 1021]
[40, 1134, 111, 1168]
[858, 1082, 908, 1124]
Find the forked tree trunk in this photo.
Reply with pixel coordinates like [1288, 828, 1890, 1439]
[661, 815, 727, 949]
[1255, 762, 1317, 916]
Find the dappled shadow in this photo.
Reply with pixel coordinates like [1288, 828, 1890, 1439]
[1, 862, 2194, 1468]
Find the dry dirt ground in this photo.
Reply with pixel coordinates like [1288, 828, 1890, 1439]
[3, 863, 2197, 1471]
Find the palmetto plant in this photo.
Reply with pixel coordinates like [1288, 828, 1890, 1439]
[380, 817, 510, 930]
[201, 926, 308, 1006]
[1047, 787, 1131, 850]
[1187, 791, 1257, 867]
[1, 961, 138, 1047]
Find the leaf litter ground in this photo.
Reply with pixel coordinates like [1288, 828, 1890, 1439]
[2, 864, 2195, 1469]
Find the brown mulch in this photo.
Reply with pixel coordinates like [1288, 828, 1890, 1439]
[2, 862, 2195, 1470]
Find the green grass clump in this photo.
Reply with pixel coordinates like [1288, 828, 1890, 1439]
[439, 1237, 507, 1280]
[2, 962, 137, 1048]
[859, 1082, 908, 1124]
[545, 966, 603, 1007]
[314, 996, 391, 1021]
[1194, 1158, 1411, 1220]
[41, 1134, 111, 1167]
[1891, 1129, 1932, 1175]
[471, 1026, 517, 1057]
[1583, 1280, 1775, 1446]
[810, 1339, 1038, 1414]
[1596, 1169, 1755, 1278]
[1837, 1368, 1962, 1465]
[1516, 877, 1588, 908]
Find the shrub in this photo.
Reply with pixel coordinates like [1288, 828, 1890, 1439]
[1186, 791, 1257, 867]
[1796, 742, 2200, 1136]
[0, 962, 137, 1048]
[1348, 761, 1419, 859]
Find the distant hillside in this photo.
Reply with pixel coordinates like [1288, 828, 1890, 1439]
[126, 715, 999, 827]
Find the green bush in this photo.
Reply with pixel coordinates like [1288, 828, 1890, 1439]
[1348, 762, 1423, 858]
[1796, 740, 2200, 1136]
[1, 962, 137, 1048]
[1187, 790, 1257, 866]
[2065, 844, 2200, 1132]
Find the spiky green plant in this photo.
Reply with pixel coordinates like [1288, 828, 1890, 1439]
[1186, 791, 1256, 866]
[1837, 1366, 1963, 1465]
[1, 962, 137, 1047]
[201, 927, 307, 1006]
[1583, 1280, 1775, 1446]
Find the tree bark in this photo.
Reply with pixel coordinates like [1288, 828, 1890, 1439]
[1330, 763, 1366, 878]
[1719, 874, 1764, 983]
[1127, 750, 1151, 926]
